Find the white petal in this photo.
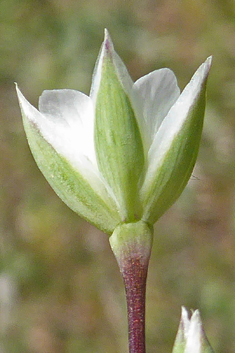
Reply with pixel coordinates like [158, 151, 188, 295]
[38, 89, 96, 167]
[181, 306, 191, 337]
[185, 310, 201, 353]
[16, 87, 94, 172]
[16, 86, 118, 208]
[172, 307, 191, 353]
[90, 29, 134, 104]
[132, 68, 180, 149]
[148, 56, 212, 172]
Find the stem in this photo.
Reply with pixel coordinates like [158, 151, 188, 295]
[109, 221, 153, 353]
[122, 250, 149, 353]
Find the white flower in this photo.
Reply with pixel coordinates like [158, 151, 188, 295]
[173, 307, 214, 353]
[16, 29, 211, 234]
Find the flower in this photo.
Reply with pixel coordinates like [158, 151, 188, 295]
[16, 30, 211, 235]
[172, 307, 214, 353]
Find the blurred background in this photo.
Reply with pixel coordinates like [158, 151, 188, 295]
[1, 0, 235, 352]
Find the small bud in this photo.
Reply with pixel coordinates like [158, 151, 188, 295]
[172, 307, 214, 353]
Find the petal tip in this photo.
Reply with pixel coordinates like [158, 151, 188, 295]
[104, 28, 109, 39]
[206, 55, 213, 65]
[200, 56, 212, 78]
[191, 309, 201, 323]
[205, 55, 213, 71]
[181, 306, 188, 318]
[103, 28, 114, 55]
[15, 82, 20, 95]
[15, 84, 25, 104]
[15, 84, 28, 107]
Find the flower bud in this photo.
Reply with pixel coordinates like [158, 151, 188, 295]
[172, 307, 214, 353]
[16, 30, 211, 233]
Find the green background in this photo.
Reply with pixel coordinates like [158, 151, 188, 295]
[1, 0, 235, 352]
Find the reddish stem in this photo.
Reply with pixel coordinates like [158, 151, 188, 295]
[109, 221, 152, 353]
[121, 254, 149, 353]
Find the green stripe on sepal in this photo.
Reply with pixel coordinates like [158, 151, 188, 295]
[95, 51, 144, 222]
[22, 114, 121, 235]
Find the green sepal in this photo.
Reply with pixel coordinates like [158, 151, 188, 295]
[95, 50, 145, 223]
[141, 81, 207, 225]
[22, 113, 121, 235]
